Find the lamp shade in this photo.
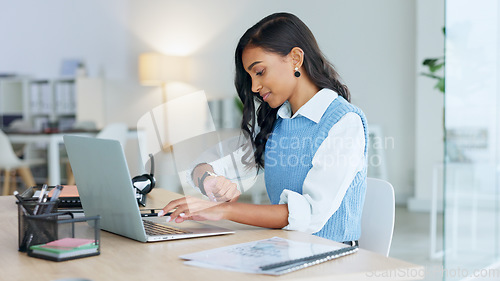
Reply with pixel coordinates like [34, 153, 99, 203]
[138, 53, 188, 86]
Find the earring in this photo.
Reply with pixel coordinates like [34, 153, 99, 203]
[294, 67, 301, 78]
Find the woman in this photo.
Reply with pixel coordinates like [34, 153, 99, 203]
[160, 12, 368, 244]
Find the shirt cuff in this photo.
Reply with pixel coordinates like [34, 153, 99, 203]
[279, 189, 312, 233]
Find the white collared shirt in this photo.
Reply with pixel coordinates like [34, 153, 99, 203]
[276, 88, 365, 233]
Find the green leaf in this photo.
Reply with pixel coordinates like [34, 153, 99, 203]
[429, 62, 444, 73]
[435, 78, 445, 93]
[421, 72, 442, 80]
[423, 58, 439, 66]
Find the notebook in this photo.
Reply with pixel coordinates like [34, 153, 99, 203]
[180, 237, 358, 275]
[63, 135, 234, 242]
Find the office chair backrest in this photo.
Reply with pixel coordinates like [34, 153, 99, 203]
[96, 123, 128, 148]
[359, 177, 395, 257]
[0, 130, 23, 169]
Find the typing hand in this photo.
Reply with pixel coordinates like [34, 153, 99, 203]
[159, 196, 225, 223]
[203, 175, 240, 203]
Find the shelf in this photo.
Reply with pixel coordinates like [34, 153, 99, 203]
[0, 77, 77, 130]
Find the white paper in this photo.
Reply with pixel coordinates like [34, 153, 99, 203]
[180, 237, 343, 275]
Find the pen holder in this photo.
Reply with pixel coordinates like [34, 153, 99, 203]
[16, 186, 101, 261]
[17, 200, 62, 252]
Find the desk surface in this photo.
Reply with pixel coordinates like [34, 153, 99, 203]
[0, 189, 423, 281]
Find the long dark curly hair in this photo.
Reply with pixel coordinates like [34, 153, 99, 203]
[235, 12, 350, 169]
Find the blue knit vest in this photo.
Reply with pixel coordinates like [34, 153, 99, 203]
[264, 96, 368, 242]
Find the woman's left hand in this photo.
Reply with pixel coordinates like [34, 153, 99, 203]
[159, 196, 227, 223]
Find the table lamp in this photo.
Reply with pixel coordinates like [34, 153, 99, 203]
[138, 53, 188, 103]
[138, 53, 189, 152]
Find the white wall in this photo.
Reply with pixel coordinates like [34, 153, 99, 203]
[408, 0, 445, 211]
[0, 0, 418, 200]
[0, 0, 131, 79]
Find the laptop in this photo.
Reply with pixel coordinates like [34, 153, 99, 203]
[63, 135, 234, 242]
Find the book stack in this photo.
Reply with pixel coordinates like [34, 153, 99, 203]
[29, 237, 99, 261]
[47, 185, 81, 208]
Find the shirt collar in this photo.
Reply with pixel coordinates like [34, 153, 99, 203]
[277, 88, 338, 123]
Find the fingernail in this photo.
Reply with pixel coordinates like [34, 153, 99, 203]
[165, 216, 171, 222]
[158, 210, 164, 217]
[179, 213, 186, 217]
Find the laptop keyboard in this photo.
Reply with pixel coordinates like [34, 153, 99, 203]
[143, 220, 192, 236]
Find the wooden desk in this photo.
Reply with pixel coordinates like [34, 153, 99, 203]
[0, 189, 424, 281]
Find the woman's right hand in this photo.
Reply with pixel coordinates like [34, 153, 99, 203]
[203, 175, 240, 203]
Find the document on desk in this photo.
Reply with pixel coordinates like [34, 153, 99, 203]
[180, 237, 358, 275]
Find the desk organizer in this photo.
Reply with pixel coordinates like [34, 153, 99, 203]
[17, 199, 60, 251]
[16, 186, 101, 261]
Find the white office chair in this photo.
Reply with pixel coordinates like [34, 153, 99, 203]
[7, 119, 47, 165]
[66, 123, 128, 185]
[359, 177, 395, 257]
[0, 130, 37, 196]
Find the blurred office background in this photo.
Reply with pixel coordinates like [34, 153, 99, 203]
[1, 0, 499, 280]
